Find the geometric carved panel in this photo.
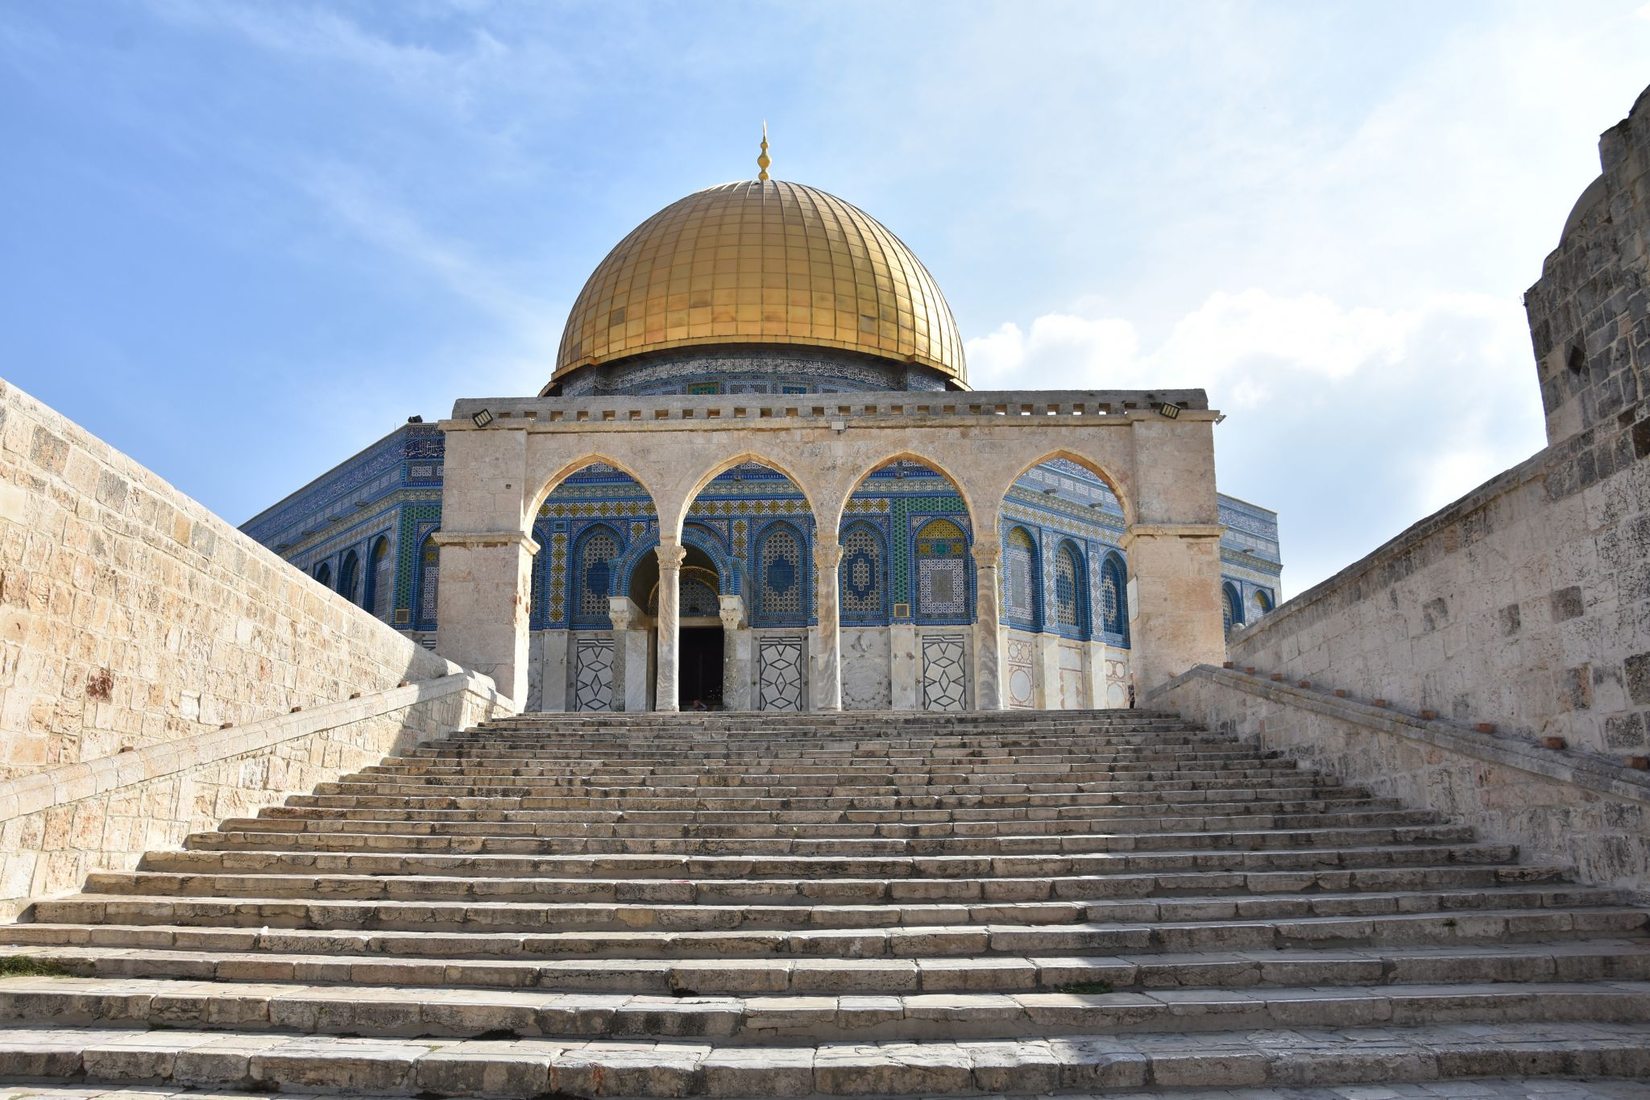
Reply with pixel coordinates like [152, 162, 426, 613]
[1058, 640, 1085, 710]
[1006, 634, 1035, 709]
[758, 635, 804, 711]
[921, 632, 968, 711]
[573, 636, 614, 712]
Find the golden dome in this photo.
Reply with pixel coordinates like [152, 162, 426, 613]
[552, 179, 967, 386]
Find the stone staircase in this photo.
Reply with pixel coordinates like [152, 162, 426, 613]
[0, 709, 1647, 1097]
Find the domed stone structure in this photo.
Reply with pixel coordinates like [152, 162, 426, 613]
[244, 152, 1281, 714]
[550, 179, 967, 394]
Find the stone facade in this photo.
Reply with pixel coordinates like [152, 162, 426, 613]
[0, 380, 511, 911]
[435, 389, 1230, 709]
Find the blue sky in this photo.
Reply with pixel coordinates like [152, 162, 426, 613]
[4, 1, 1648, 592]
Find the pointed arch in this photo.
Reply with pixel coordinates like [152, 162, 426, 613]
[1053, 538, 1088, 637]
[1100, 550, 1128, 642]
[1223, 581, 1244, 638]
[753, 518, 809, 627]
[673, 453, 818, 542]
[913, 517, 972, 624]
[314, 561, 332, 591]
[833, 450, 978, 536]
[363, 536, 393, 620]
[571, 522, 624, 627]
[526, 454, 662, 531]
[997, 449, 1133, 529]
[839, 519, 888, 625]
[415, 534, 440, 630]
[337, 550, 361, 606]
[1002, 524, 1041, 631]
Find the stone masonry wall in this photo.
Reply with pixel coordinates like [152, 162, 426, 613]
[0, 673, 508, 919]
[1220, 442, 1649, 759]
[0, 379, 483, 777]
[1153, 666, 1650, 897]
[1526, 85, 1650, 454]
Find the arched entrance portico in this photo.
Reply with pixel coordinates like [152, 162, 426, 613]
[437, 390, 1225, 711]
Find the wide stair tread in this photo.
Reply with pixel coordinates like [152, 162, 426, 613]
[1, 709, 1645, 1097]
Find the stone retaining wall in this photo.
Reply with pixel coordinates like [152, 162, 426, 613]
[0, 379, 515, 914]
[0, 378, 504, 775]
[0, 671, 508, 919]
[1221, 438, 1648, 760]
[1151, 665, 1650, 897]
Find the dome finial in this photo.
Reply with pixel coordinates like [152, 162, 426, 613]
[757, 121, 771, 182]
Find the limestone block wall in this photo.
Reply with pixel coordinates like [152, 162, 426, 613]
[0, 379, 487, 777]
[1218, 442, 1648, 759]
[0, 673, 507, 919]
[1154, 666, 1650, 897]
[1525, 84, 1649, 452]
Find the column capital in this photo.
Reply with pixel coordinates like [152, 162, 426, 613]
[813, 541, 843, 569]
[718, 594, 746, 632]
[972, 543, 1002, 568]
[655, 542, 688, 569]
[608, 596, 636, 632]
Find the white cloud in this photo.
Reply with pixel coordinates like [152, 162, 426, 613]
[967, 287, 1545, 593]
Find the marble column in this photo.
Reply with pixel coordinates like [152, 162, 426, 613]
[719, 594, 751, 711]
[972, 543, 1004, 710]
[810, 535, 843, 711]
[653, 541, 686, 712]
[607, 597, 633, 712]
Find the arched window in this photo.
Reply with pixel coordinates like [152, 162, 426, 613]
[314, 562, 332, 590]
[915, 518, 969, 622]
[1101, 552, 1128, 639]
[416, 535, 439, 629]
[1253, 589, 1274, 617]
[1223, 582, 1244, 638]
[338, 550, 361, 606]
[1053, 540, 1086, 635]
[573, 526, 620, 626]
[839, 522, 887, 624]
[755, 522, 806, 626]
[1002, 526, 1040, 630]
[364, 536, 392, 619]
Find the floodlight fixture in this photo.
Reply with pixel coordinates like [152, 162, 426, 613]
[471, 408, 495, 428]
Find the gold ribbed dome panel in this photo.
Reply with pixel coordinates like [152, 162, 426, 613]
[553, 180, 967, 385]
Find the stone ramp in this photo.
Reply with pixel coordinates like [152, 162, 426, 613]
[0, 709, 1645, 1096]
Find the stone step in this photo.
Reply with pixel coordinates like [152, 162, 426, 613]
[24, 895, 1644, 943]
[177, 834, 1511, 870]
[362, 749, 1271, 773]
[7, 1082, 1650, 1100]
[193, 822, 1480, 856]
[312, 769, 1319, 794]
[6, 939, 1648, 996]
[144, 840, 1532, 878]
[2, 975, 1648, 1044]
[348, 758, 1289, 781]
[263, 795, 1404, 823]
[0, 1021, 1645, 1096]
[79, 862, 1577, 907]
[278, 784, 1371, 813]
[243, 808, 1443, 840]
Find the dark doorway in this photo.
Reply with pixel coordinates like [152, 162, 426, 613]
[679, 626, 724, 709]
